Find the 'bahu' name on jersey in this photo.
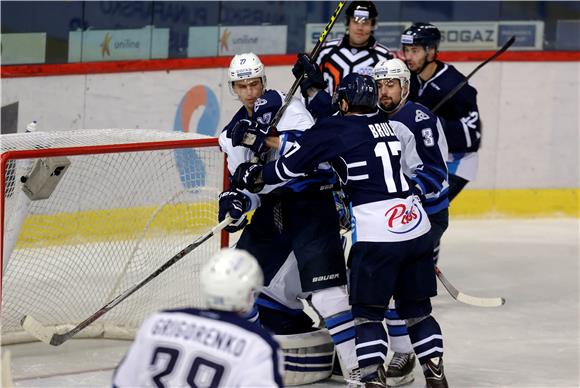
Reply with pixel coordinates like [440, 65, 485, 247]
[151, 318, 246, 356]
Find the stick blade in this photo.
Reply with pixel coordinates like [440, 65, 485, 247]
[456, 293, 506, 308]
[20, 315, 57, 346]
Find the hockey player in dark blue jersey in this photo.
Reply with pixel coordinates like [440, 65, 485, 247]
[219, 53, 359, 383]
[232, 73, 448, 388]
[373, 58, 450, 388]
[401, 22, 481, 203]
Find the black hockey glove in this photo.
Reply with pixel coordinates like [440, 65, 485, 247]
[227, 119, 271, 154]
[218, 190, 250, 233]
[292, 53, 326, 98]
[232, 162, 265, 193]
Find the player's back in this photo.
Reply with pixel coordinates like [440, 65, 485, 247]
[113, 308, 283, 388]
[318, 112, 410, 207]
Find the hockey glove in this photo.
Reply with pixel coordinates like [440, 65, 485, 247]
[227, 119, 271, 154]
[218, 190, 250, 233]
[291, 53, 326, 98]
[232, 162, 265, 193]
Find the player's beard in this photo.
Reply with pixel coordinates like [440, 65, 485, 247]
[380, 97, 398, 112]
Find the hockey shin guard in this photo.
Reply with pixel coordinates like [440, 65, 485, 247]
[385, 299, 413, 354]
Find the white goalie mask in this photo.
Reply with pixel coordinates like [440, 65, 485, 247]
[372, 58, 411, 112]
[228, 52, 267, 94]
[200, 248, 263, 313]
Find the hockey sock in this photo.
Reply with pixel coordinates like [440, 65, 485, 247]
[354, 318, 388, 370]
[407, 315, 443, 366]
[325, 310, 357, 365]
[385, 304, 413, 354]
[433, 239, 441, 265]
[311, 287, 358, 375]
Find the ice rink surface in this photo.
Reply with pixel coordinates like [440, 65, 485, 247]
[3, 218, 579, 387]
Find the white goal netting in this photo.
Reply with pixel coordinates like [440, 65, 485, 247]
[1, 129, 225, 344]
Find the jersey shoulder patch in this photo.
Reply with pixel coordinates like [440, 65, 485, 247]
[415, 109, 430, 122]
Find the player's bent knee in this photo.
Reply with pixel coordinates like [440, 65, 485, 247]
[310, 285, 349, 318]
[397, 298, 432, 321]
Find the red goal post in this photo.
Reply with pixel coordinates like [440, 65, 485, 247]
[1, 128, 228, 344]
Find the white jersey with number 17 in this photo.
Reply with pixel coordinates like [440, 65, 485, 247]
[113, 308, 284, 388]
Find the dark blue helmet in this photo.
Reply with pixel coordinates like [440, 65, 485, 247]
[401, 23, 441, 50]
[333, 73, 378, 112]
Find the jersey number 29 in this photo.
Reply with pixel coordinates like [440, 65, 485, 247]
[151, 346, 226, 388]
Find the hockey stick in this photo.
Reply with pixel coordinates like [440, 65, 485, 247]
[435, 266, 505, 307]
[270, 1, 346, 128]
[21, 216, 233, 346]
[432, 36, 516, 113]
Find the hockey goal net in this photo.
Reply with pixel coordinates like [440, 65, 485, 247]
[1, 129, 226, 344]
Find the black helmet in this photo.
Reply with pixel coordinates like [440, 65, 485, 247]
[333, 73, 378, 112]
[345, 1, 378, 23]
[401, 22, 441, 50]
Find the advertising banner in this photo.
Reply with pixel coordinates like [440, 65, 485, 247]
[68, 26, 169, 62]
[217, 25, 287, 56]
[438, 22, 498, 51]
[188, 27, 219, 57]
[1, 33, 46, 65]
[498, 21, 544, 50]
[306, 20, 543, 52]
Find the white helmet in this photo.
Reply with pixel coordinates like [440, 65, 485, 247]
[372, 58, 411, 113]
[200, 248, 263, 312]
[228, 52, 267, 94]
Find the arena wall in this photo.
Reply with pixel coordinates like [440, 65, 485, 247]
[2, 58, 578, 217]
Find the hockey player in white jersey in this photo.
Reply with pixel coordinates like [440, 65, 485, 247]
[373, 58, 449, 388]
[113, 248, 284, 387]
[218, 53, 358, 384]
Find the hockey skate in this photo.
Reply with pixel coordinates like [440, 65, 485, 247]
[386, 351, 416, 386]
[361, 365, 387, 388]
[423, 356, 448, 388]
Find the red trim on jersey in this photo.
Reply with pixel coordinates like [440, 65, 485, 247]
[1, 51, 577, 78]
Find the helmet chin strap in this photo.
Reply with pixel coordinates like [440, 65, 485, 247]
[378, 81, 409, 115]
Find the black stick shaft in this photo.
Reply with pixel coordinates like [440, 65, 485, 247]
[432, 36, 516, 113]
[270, 1, 347, 128]
[48, 217, 232, 345]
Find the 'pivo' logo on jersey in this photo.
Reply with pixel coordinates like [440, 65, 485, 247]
[384, 202, 423, 234]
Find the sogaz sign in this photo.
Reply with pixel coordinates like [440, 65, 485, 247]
[438, 22, 498, 51]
